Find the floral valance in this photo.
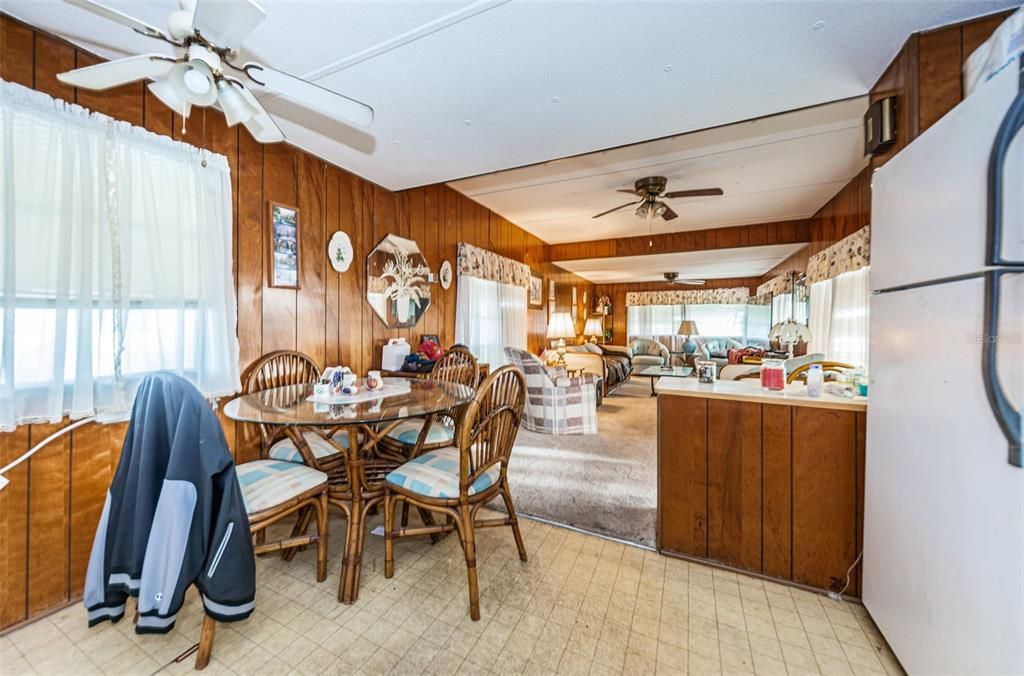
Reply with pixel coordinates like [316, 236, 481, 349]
[457, 242, 531, 288]
[756, 273, 792, 297]
[625, 287, 750, 307]
[807, 226, 871, 284]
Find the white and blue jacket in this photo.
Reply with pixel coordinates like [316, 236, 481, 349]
[84, 372, 255, 633]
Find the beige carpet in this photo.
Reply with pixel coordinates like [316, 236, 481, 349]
[503, 379, 657, 547]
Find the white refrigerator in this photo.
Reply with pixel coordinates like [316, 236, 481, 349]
[864, 58, 1024, 674]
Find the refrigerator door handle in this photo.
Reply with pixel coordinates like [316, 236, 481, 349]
[986, 55, 1024, 267]
[982, 270, 1022, 467]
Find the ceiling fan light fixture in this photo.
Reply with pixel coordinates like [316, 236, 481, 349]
[169, 61, 217, 106]
[148, 78, 192, 119]
[216, 79, 258, 126]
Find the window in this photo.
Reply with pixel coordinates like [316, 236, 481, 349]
[0, 81, 240, 430]
[454, 275, 527, 368]
[628, 303, 747, 339]
[807, 267, 870, 368]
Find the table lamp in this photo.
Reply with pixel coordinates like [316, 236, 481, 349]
[583, 314, 604, 344]
[677, 319, 700, 354]
[546, 312, 576, 365]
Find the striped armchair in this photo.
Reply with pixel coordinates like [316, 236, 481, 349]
[504, 347, 599, 435]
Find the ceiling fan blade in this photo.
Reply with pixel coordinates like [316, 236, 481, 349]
[236, 84, 285, 143]
[591, 200, 641, 219]
[663, 188, 724, 199]
[616, 188, 639, 195]
[661, 205, 679, 221]
[242, 62, 374, 127]
[63, 0, 170, 39]
[58, 54, 176, 90]
[192, 0, 266, 50]
[680, 279, 706, 286]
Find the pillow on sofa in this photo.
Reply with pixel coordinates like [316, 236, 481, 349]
[582, 343, 603, 354]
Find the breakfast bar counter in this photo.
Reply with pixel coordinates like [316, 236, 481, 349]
[656, 378, 867, 596]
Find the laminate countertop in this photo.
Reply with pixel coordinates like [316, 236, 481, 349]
[655, 377, 867, 411]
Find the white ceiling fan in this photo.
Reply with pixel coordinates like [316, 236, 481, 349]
[56, 0, 374, 143]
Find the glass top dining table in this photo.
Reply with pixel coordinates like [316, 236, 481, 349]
[221, 376, 475, 605]
[221, 378, 474, 427]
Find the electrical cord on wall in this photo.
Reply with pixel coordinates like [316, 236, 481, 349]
[828, 551, 864, 601]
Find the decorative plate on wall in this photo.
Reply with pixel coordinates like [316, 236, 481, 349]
[328, 231, 354, 272]
[439, 260, 453, 290]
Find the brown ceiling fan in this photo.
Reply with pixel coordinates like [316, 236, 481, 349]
[592, 176, 723, 221]
[663, 272, 705, 286]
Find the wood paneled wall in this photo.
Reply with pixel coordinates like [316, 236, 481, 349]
[0, 13, 592, 632]
[870, 9, 1014, 169]
[592, 278, 762, 344]
[548, 220, 810, 262]
[760, 166, 873, 284]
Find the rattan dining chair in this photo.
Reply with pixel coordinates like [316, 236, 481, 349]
[194, 462, 328, 669]
[382, 365, 528, 620]
[380, 346, 479, 455]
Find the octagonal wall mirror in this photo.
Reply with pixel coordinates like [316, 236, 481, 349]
[366, 234, 432, 328]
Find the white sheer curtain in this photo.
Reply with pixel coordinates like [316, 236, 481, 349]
[808, 280, 833, 355]
[828, 267, 871, 369]
[0, 80, 240, 431]
[454, 275, 527, 368]
[686, 304, 746, 337]
[627, 305, 685, 338]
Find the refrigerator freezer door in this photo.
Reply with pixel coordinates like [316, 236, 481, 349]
[871, 63, 1023, 292]
[864, 273, 1023, 674]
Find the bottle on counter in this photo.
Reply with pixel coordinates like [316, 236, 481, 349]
[806, 363, 823, 397]
[853, 366, 868, 397]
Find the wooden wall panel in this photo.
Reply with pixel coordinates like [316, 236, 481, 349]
[26, 423, 70, 616]
[657, 395, 708, 558]
[792, 408, 857, 591]
[707, 400, 762, 571]
[0, 427, 30, 629]
[762, 404, 793, 580]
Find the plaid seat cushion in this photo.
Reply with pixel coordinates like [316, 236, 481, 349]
[385, 419, 455, 446]
[268, 430, 348, 463]
[386, 447, 499, 499]
[236, 460, 327, 514]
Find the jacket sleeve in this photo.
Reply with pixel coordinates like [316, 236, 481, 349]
[195, 463, 255, 622]
[83, 491, 128, 626]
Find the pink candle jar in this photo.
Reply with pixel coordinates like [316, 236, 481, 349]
[760, 359, 786, 391]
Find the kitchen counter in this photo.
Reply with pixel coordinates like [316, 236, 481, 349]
[655, 377, 867, 411]
[657, 376, 867, 596]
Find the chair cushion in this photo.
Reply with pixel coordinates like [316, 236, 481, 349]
[236, 460, 327, 514]
[633, 355, 664, 367]
[385, 419, 455, 446]
[386, 447, 499, 499]
[268, 431, 347, 463]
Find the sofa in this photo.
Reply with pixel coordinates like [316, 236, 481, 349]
[718, 352, 828, 382]
[546, 343, 632, 396]
[629, 338, 670, 369]
[694, 337, 745, 370]
[504, 347, 599, 435]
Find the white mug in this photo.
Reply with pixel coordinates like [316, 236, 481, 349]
[366, 370, 383, 390]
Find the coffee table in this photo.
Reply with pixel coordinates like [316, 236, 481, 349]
[634, 365, 694, 396]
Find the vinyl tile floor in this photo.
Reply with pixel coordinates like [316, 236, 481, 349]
[0, 510, 904, 675]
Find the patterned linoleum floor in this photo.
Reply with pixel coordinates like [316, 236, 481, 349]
[1, 511, 903, 675]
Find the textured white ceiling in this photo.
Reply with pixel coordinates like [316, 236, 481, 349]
[558, 244, 807, 284]
[452, 96, 869, 243]
[4, 1, 1015, 192]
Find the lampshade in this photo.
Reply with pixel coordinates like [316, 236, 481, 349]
[216, 79, 258, 127]
[677, 320, 699, 336]
[546, 312, 576, 340]
[769, 320, 812, 345]
[583, 315, 604, 337]
[167, 61, 217, 106]
[148, 79, 192, 118]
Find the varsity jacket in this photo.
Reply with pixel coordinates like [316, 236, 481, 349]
[84, 372, 254, 633]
